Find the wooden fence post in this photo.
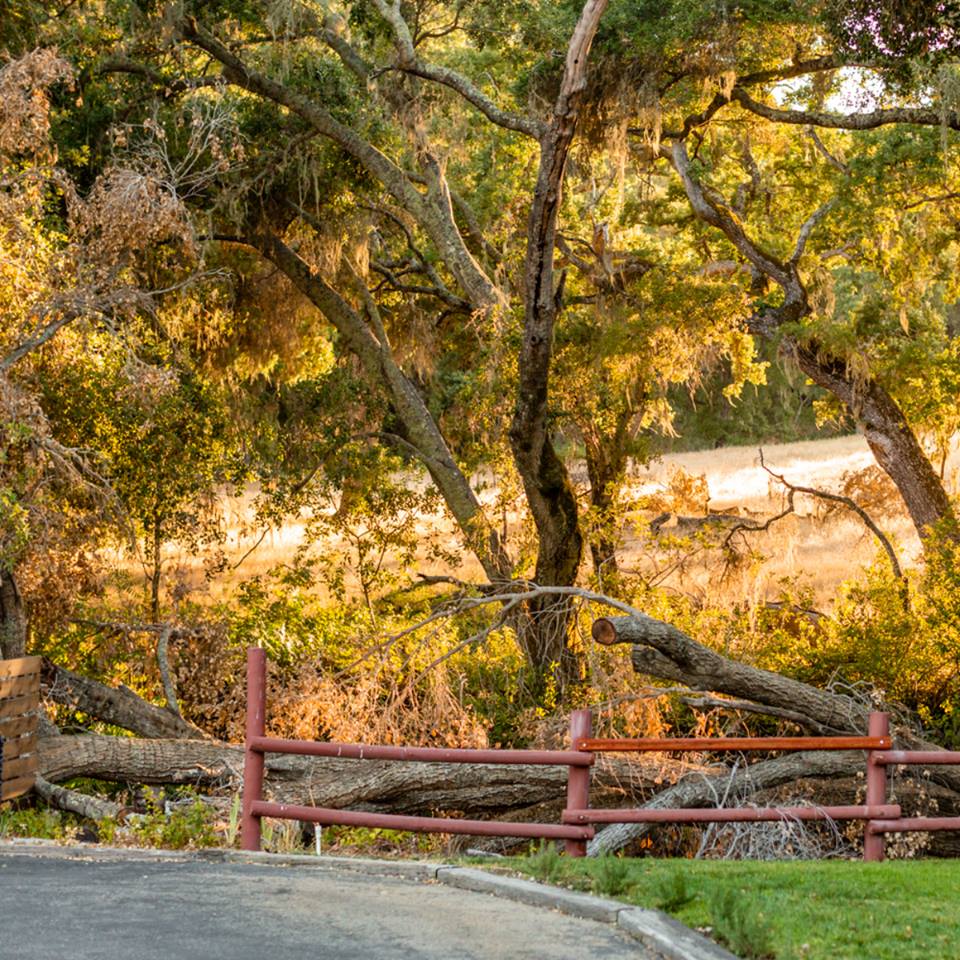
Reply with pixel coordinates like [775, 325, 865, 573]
[564, 708, 592, 857]
[241, 647, 266, 852]
[864, 710, 889, 862]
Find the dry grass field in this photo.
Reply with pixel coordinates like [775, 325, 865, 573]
[166, 433, 958, 611]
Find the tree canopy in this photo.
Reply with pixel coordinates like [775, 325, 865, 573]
[2, 0, 959, 691]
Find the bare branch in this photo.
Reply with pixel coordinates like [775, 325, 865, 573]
[807, 128, 849, 174]
[790, 199, 836, 265]
[95, 55, 223, 94]
[758, 449, 905, 582]
[732, 87, 960, 131]
[156, 624, 181, 718]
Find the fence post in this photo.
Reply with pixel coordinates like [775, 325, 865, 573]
[564, 708, 592, 857]
[241, 647, 267, 852]
[864, 710, 889, 862]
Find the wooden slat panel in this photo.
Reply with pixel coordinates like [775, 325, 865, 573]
[0, 674, 40, 699]
[0, 656, 42, 679]
[577, 735, 891, 752]
[0, 775, 36, 801]
[2, 734, 37, 761]
[3, 733, 37, 763]
[0, 694, 38, 720]
[1, 754, 38, 781]
[0, 715, 37, 739]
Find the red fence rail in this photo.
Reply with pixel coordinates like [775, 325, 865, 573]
[241, 648, 960, 861]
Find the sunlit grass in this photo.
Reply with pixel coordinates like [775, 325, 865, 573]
[503, 856, 960, 960]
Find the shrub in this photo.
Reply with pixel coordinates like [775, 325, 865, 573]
[527, 841, 564, 885]
[708, 886, 776, 960]
[591, 854, 633, 898]
[654, 869, 695, 911]
[128, 794, 219, 850]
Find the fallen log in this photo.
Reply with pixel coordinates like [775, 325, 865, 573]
[36, 733, 673, 816]
[33, 775, 122, 821]
[593, 614, 870, 735]
[41, 659, 204, 740]
[593, 613, 960, 797]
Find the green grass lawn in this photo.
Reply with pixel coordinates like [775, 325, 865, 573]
[500, 855, 960, 960]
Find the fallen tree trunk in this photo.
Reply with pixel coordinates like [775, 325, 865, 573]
[41, 659, 205, 740]
[37, 733, 675, 815]
[593, 614, 960, 796]
[593, 614, 870, 734]
[33, 775, 122, 821]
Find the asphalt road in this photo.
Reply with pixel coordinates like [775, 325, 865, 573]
[0, 853, 654, 960]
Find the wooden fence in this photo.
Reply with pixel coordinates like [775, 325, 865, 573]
[0, 656, 41, 802]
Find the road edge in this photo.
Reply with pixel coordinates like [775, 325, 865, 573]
[0, 840, 737, 960]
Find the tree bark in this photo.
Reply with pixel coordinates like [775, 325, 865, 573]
[0, 568, 26, 660]
[594, 613, 960, 796]
[41, 659, 205, 740]
[36, 733, 664, 815]
[508, 0, 608, 683]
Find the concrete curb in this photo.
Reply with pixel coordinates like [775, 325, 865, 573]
[0, 841, 445, 880]
[0, 841, 737, 959]
[432, 866, 737, 960]
[436, 866, 624, 921]
[618, 908, 738, 960]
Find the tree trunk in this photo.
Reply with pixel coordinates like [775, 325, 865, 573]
[150, 510, 162, 623]
[41, 659, 205, 740]
[587, 749, 859, 855]
[669, 139, 956, 544]
[36, 733, 662, 815]
[792, 343, 955, 538]
[508, 0, 608, 686]
[582, 424, 628, 592]
[594, 613, 960, 796]
[33, 775, 122, 821]
[0, 568, 26, 660]
[249, 227, 513, 587]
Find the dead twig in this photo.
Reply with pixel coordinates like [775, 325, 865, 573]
[758, 448, 905, 583]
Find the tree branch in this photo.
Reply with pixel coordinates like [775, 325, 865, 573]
[176, 17, 501, 312]
[758, 449, 905, 582]
[371, 0, 541, 137]
[732, 87, 960, 131]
